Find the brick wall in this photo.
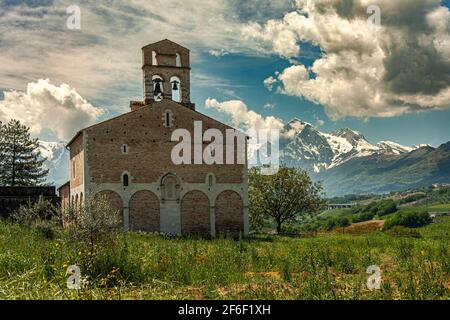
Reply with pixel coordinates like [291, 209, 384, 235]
[215, 190, 244, 237]
[129, 190, 160, 232]
[181, 190, 210, 236]
[70, 134, 84, 189]
[85, 100, 245, 185]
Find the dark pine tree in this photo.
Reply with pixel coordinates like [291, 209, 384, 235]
[0, 119, 49, 186]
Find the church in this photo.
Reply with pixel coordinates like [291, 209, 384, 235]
[59, 39, 249, 237]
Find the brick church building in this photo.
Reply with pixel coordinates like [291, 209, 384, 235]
[59, 40, 249, 237]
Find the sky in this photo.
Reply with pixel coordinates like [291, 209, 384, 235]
[0, 0, 449, 147]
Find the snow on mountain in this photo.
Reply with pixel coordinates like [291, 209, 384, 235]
[277, 120, 415, 173]
[376, 141, 415, 155]
[38, 141, 69, 187]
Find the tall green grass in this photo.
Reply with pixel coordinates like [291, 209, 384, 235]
[0, 218, 449, 300]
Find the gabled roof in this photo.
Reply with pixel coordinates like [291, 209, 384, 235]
[57, 181, 70, 191]
[142, 39, 190, 52]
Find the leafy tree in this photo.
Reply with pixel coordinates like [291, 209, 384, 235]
[337, 217, 351, 234]
[384, 211, 432, 230]
[249, 166, 325, 234]
[0, 119, 48, 186]
[64, 195, 122, 256]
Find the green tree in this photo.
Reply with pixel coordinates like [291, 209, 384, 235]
[0, 119, 48, 186]
[337, 217, 351, 234]
[249, 166, 325, 234]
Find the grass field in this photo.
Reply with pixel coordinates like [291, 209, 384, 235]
[0, 218, 449, 300]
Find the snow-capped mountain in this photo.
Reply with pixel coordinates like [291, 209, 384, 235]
[38, 141, 69, 187]
[279, 119, 418, 173]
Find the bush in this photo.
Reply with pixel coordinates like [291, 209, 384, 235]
[350, 200, 397, 220]
[65, 195, 121, 253]
[352, 211, 376, 223]
[384, 211, 432, 230]
[375, 200, 398, 217]
[399, 193, 426, 205]
[12, 196, 60, 239]
[384, 226, 422, 238]
[64, 195, 124, 285]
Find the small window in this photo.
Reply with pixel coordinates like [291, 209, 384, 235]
[163, 110, 173, 128]
[152, 51, 158, 65]
[122, 144, 128, 154]
[208, 175, 213, 187]
[123, 174, 129, 187]
[206, 173, 215, 188]
[175, 53, 181, 67]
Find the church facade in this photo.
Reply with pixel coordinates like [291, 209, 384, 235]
[59, 39, 249, 237]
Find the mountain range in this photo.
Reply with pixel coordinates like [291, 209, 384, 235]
[39, 119, 450, 196]
[279, 119, 450, 196]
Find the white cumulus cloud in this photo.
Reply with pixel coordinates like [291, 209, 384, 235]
[205, 98, 284, 132]
[0, 79, 104, 141]
[243, 0, 450, 119]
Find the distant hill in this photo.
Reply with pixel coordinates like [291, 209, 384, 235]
[317, 142, 450, 196]
[274, 119, 450, 196]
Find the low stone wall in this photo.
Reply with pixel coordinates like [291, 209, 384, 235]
[0, 187, 59, 218]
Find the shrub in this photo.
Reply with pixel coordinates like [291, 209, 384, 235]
[64, 195, 121, 254]
[12, 196, 60, 239]
[376, 200, 398, 217]
[384, 226, 422, 238]
[324, 218, 337, 231]
[384, 211, 432, 230]
[352, 211, 376, 223]
[399, 193, 427, 205]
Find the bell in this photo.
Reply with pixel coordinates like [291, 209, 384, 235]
[154, 81, 162, 95]
[172, 81, 179, 91]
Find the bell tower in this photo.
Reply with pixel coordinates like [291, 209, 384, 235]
[141, 39, 195, 109]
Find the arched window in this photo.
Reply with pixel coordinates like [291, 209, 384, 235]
[122, 173, 129, 187]
[170, 76, 181, 102]
[152, 51, 158, 65]
[152, 75, 164, 101]
[175, 53, 181, 67]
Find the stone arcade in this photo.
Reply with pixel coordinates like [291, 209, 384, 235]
[59, 39, 249, 237]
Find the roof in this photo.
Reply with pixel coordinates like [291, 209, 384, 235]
[142, 39, 190, 52]
[57, 181, 70, 191]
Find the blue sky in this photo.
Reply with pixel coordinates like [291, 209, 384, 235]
[0, 0, 449, 147]
[191, 49, 450, 147]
